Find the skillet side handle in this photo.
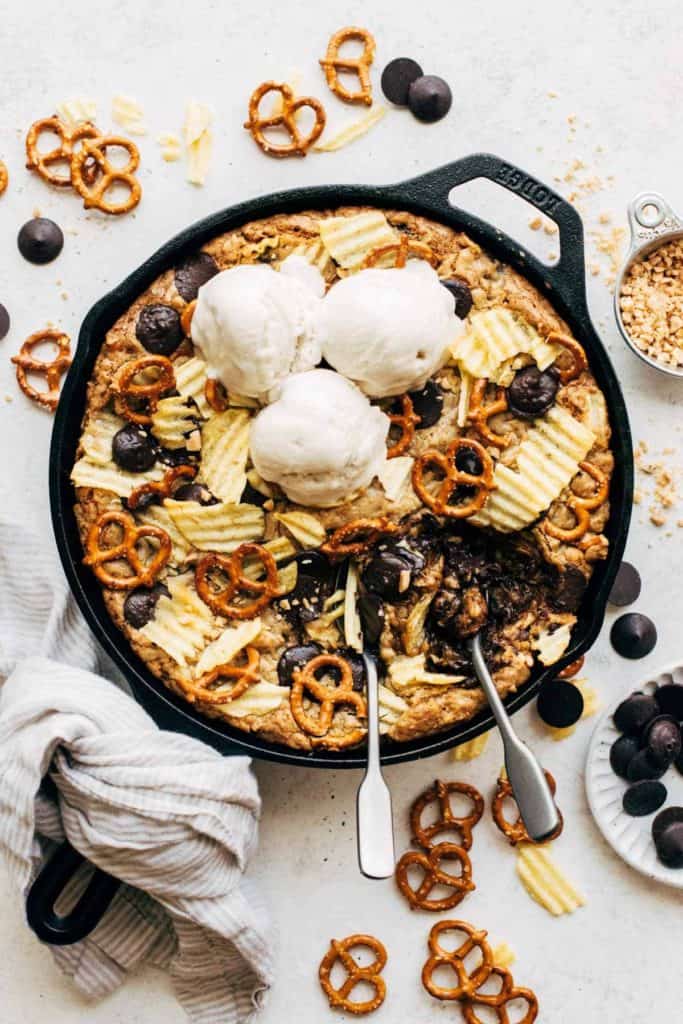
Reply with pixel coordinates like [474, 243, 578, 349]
[26, 840, 120, 946]
[399, 152, 589, 316]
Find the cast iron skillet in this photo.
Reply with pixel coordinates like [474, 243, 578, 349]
[31, 154, 632, 943]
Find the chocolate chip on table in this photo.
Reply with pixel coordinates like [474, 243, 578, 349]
[654, 821, 683, 868]
[0, 303, 9, 341]
[440, 278, 473, 319]
[608, 561, 642, 607]
[135, 304, 184, 356]
[609, 734, 640, 779]
[407, 74, 453, 123]
[536, 679, 585, 728]
[174, 251, 219, 301]
[123, 584, 168, 629]
[625, 748, 667, 782]
[408, 380, 444, 428]
[652, 806, 683, 845]
[622, 780, 667, 817]
[17, 217, 64, 264]
[112, 423, 157, 472]
[174, 482, 218, 505]
[277, 642, 323, 686]
[381, 58, 424, 105]
[644, 715, 682, 769]
[654, 682, 683, 721]
[613, 691, 659, 735]
[610, 613, 657, 659]
[507, 365, 559, 418]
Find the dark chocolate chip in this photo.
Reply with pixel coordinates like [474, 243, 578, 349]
[549, 564, 587, 613]
[17, 217, 64, 264]
[407, 74, 453, 123]
[337, 647, 368, 693]
[276, 642, 322, 687]
[625, 748, 667, 782]
[609, 734, 640, 779]
[613, 691, 659, 735]
[123, 583, 168, 628]
[174, 252, 219, 301]
[655, 821, 683, 868]
[358, 589, 384, 647]
[135, 304, 184, 356]
[277, 550, 333, 626]
[381, 57, 424, 106]
[652, 806, 683, 845]
[362, 547, 419, 602]
[157, 447, 199, 468]
[241, 480, 268, 507]
[507, 365, 559, 418]
[654, 682, 683, 721]
[611, 613, 657, 659]
[454, 447, 483, 475]
[112, 423, 157, 472]
[0, 303, 9, 341]
[536, 679, 585, 728]
[622, 780, 667, 817]
[440, 278, 473, 319]
[644, 715, 682, 769]
[608, 561, 641, 607]
[174, 482, 218, 505]
[408, 380, 444, 428]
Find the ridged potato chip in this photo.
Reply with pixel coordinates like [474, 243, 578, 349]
[453, 307, 561, 380]
[516, 843, 586, 916]
[150, 395, 200, 450]
[378, 684, 408, 730]
[194, 619, 262, 678]
[314, 105, 387, 152]
[241, 536, 296, 576]
[174, 357, 212, 419]
[80, 410, 126, 464]
[452, 732, 490, 761]
[71, 457, 165, 498]
[135, 503, 193, 567]
[387, 654, 466, 690]
[274, 510, 326, 548]
[216, 681, 286, 719]
[318, 210, 397, 269]
[377, 456, 414, 502]
[198, 409, 251, 503]
[289, 237, 335, 276]
[164, 499, 264, 552]
[139, 573, 220, 667]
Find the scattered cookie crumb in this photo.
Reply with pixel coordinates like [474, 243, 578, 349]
[529, 216, 542, 231]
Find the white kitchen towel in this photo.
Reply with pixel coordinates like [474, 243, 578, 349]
[0, 517, 274, 1023]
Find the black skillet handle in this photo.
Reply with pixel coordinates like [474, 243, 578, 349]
[26, 840, 120, 946]
[399, 152, 589, 316]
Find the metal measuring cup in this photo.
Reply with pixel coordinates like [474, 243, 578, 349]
[614, 191, 683, 379]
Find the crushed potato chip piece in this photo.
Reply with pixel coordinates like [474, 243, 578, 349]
[55, 98, 97, 125]
[246, 468, 274, 498]
[388, 654, 465, 690]
[402, 593, 433, 657]
[157, 131, 182, 161]
[184, 101, 212, 186]
[80, 411, 126, 464]
[274, 510, 326, 548]
[112, 94, 147, 135]
[302, 589, 345, 643]
[289, 237, 334, 276]
[241, 537, 297, 594]
[319, 210, 397, 269]
[377, 456, 414, 502]
[313, 104, 387, 152]
[378, 684, 409, 726]
[150, 395, 200, 450]
[453, 307, 561, 380]
[452, 732, 490, 761]
[492, 943, 516, 970]
[174, 357, 212, 419]
[344, 562, 363, 652]
[194, 619, 262, 678]
[165, 499, 264, 552]
[516, 843, 586, 916]
[533, 623, 572, 665]
[216, 681, 285, 718]
[139, 574, 220, 667]
[198, 409, 250, 503]
[71, 457, 164, 498]
[135, 502, 193, 567]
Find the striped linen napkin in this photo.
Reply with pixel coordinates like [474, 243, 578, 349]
[0, 517, 274, 1022]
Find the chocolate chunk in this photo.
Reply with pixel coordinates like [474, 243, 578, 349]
[507, 365, 559, 418]
[174, 482, 218, 505]
[622, 780, 667, 817]
[441, 278, 473, 319]
[407, 74, 452, 123]
[358, 589, 384, 647]
[610, 613, 657, 659]
[536, 679, 584, 728]
[157, 446, 199, 467]
[277, 550, 333, 626]
[241, 480, 268, 507]
[625, 748, 667, 782]
[644, 715, 682, 769]
[337, 647, 368, 693]
[174, 252, 218, 301]
[18, 217, 64, 264]
[608, 561, 641, 607]
[135, 304, 184, 356]
[652, 806, 683, 845]
[362, 546, 422, 602]
[0, 303, 9, 341]
[454, 447, 483, 475]
[609, 734, 640, 779]
[408, 380, 444, 428]
[613, 692, 659, 735]
[655, 821, 683, 868]
[112, 423, 157, 472]
[655, 682, 683, 721]
[549, 565, 587, 613]
[381, 57, 424, 105]
[123, 583, 168, 628]
[277, 642, 323, 686]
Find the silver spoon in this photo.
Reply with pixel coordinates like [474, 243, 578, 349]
[356, 653, 395, 878]
[469, 633, 560, 842]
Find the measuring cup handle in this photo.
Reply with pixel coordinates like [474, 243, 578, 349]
[626, 192, 683, 256]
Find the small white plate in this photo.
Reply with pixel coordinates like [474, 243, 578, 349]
[585, 662, 683, 888]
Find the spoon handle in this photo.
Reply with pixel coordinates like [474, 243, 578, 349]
[356, 655, 395, 879]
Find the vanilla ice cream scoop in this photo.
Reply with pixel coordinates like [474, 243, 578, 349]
[191, 254, 325, 402]
[321, 260, 463, 398]
[249, 369, 389, 507]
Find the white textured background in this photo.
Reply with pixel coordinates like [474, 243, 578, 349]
[1, 0, 682, 1020]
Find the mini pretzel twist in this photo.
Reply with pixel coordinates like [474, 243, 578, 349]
[421, 920, 494, 1001]
[468, 379, 512, 448]
[195, 544, 283, 620]
[546, 332, 588, 384]
[180, 299, 196, 337]
[362, 235, 439, 269]
[116, 354, 176, 425]
[83, 510, 171, 590]
[0, 160, 8, 196]
[492, 770, 563, 845]
[462, 966, 538, 1024]
[180, 646, 261, 706]
[25, 116, 100, 187]
[71, 135, 142, 214]
[543, 461, 609, 544]
[127, 464, 197, 510]
[412, 438, 495, 518]
[204, 377, 228, 413]
[290, 653, 367, 739]
[387, 394, 421, 458]
[319, 26, 376, 106]
[395, 842, 475, 912]
[243, 82, 326, 157]
[320, 517, 400, 559]
[319, 934, 387, 1015]
[11, 329, 72, 412]
[410, 780, 484, 852]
